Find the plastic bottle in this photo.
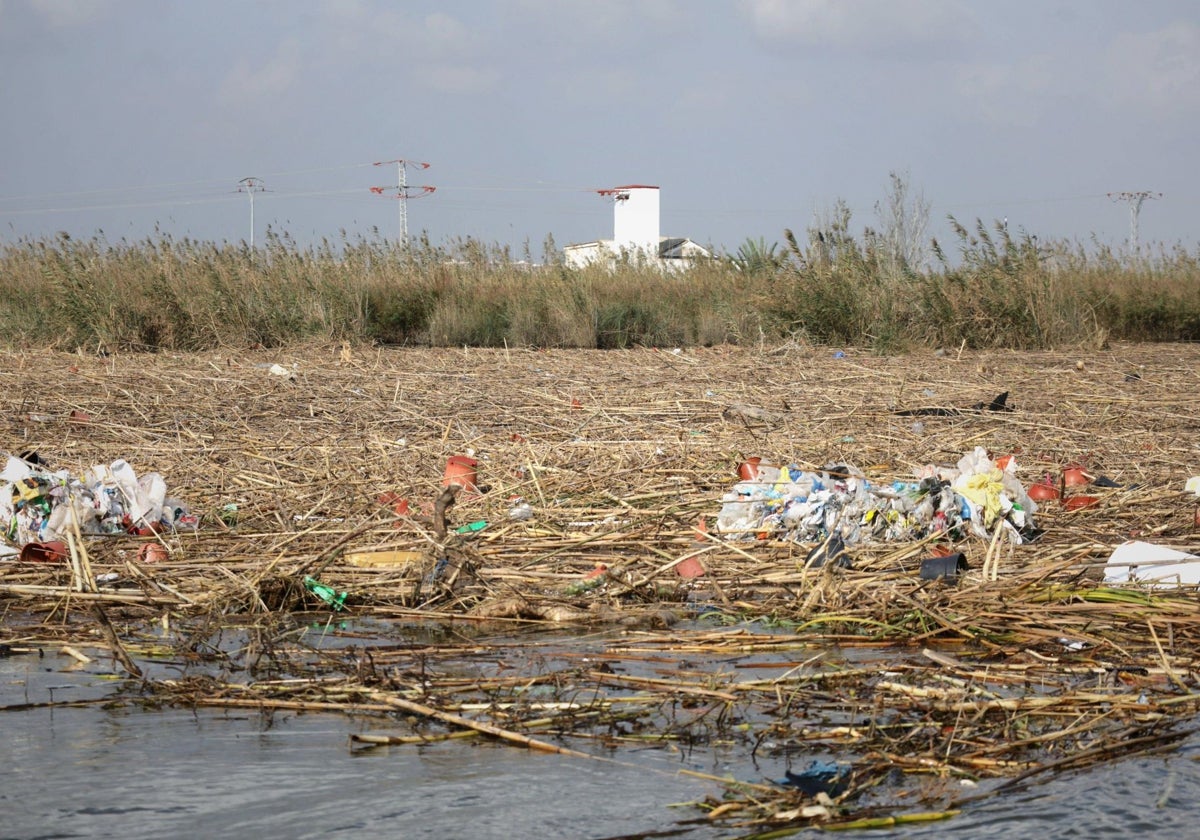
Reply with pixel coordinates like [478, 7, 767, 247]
[304, 576, 347, 610]
[109, 460, 147, 522]
[138, 472, 167, 529]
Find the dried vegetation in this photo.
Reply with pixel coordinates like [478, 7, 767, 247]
[2, 340, 1200, 834]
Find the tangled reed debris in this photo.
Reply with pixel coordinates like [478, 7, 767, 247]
[3, 341, 1200, 831]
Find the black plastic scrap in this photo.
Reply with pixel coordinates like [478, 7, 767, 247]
[805, 533, 853, 570]
[919, 552, 969, 581]
[895, 391, 1013, 417]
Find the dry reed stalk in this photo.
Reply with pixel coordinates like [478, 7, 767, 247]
[3, 342, 1200, 830]
[364, 690, 599, 760]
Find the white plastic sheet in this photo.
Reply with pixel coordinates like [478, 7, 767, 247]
[1104, 540, 1200, 586]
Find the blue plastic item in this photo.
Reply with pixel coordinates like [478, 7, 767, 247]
[779, 759, 851, 795]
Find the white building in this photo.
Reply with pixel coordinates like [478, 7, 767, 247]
[563, 185, 710, 269]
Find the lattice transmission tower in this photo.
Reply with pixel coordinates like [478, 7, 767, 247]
[371, 159, 435, 248]
[1107, 190, 1161, 250]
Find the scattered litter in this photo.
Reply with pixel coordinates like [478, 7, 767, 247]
[1063, 466, 1091, 487]
[376, 491, 410, 516]
[675, 555, 706, 579]
[919, 552, 968, 582]
[1027, 480, 1059, 502]
[443, 455, 480, 494]
[779, 760, 851, 796]
[566, 517, 630, 529]
[805, 534, 852, 570]
[565, 563, 610, 594]
[894, 391, 1013, 417]
[303, 575, 347, 610]
[137, 543, 168, 563]
[18, 540, 67, 563]
[344, 549, 424, 569]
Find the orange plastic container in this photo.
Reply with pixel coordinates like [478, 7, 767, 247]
[19, 540, 68, 563]
[443, 455, 479, 493]
[1027, 482, 1060, 502]
[1063, 467, 1091, 487]
[738, 457, 762, 481]
[138, 542, 168, 563]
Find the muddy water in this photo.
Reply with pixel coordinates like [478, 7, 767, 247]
[4, 645, 1200, 840]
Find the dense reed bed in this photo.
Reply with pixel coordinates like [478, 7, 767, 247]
[1, 223, 1198, 354]
[2, 340, 1199, 833]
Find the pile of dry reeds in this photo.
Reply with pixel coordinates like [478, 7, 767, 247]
[2, 340, 1199, 832]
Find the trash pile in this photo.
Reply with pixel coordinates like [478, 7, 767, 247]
[0, 453, 195, 549]
[716, 447, 1040, 547]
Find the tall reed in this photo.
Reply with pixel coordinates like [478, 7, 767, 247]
[0, 224, 1196, 352]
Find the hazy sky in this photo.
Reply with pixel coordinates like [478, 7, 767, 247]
[1, 0, 1197, 256]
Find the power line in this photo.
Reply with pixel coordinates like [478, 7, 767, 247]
[0, 161, 377, 207]
[0, 194, 242, 216]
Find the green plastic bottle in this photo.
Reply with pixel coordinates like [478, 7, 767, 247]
[303, 575, 347, 611]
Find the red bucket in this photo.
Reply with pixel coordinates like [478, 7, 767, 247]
[443, 455, 479, 493]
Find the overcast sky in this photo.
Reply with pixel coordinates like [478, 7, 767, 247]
[1, 0, 1197, 257]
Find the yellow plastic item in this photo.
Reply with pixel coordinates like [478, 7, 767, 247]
[344, 549, 425, 568]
